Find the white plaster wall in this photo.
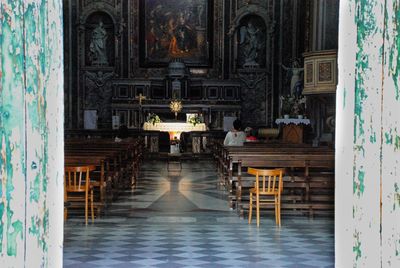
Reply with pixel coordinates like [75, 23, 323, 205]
[336, 0, 400, 267]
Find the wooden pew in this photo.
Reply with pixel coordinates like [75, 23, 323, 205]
[213, 142, 334, 216]
[65, 137, 143, 187]
[64, 137, 144, 217]
[230, 152, 334, 216]
[65, 156, 108, 215]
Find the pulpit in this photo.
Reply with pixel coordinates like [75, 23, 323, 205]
[275, 118, 311, 144]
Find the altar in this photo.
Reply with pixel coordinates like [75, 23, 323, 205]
[143, 122, 206, 138]
[143, 122, 207, 153]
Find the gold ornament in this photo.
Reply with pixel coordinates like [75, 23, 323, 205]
[169, 100, 183, 119]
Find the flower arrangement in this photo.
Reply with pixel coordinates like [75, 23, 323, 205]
[280, 95, 307, 117]
[280, 95, 296, 115]
[146, 113, 161, 125]
[292, 95, 306, 116]
[188, 114, 202, 126]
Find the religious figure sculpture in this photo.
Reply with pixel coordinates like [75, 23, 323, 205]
[90, 21, 108, 65]
[282, 60, 304, 96]
[239, 21, 264, 66]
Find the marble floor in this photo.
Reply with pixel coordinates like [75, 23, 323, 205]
[64, 160, 334, 268]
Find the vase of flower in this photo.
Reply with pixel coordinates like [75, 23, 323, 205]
[280, 94, 295, 117]
[188, 114, 202, 126]
[284, 114, 290, 119]
[297, 115, 304, 119]
[146, 113, 161, 125]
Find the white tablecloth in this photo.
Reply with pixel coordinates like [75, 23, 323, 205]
[275, 118, 311, 125]
[143, 122, 206, 132]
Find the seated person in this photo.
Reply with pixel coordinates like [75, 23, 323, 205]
[245, 127, 257, 142]
[224, 119, 246, 146]
[115, 125, 129, 142]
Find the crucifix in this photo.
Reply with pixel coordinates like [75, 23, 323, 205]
[135, 93, 147, 126]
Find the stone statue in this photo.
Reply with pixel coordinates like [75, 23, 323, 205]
[239, 21, 264, 66]
[282, 60, 304, 96]
[90, 21, 108, 65]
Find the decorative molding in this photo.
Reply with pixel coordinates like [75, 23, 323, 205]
[228, 4, 271, 35]
[237, 69, 266, 89]
[85, 71, 114, 87]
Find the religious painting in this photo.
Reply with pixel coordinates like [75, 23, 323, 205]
[139, 0, 213, 67]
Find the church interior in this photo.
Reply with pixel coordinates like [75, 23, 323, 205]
[1, 0, 400, 267]
[62, 1, 337, 266]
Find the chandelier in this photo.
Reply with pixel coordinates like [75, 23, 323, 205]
[169, 99, 182, 119]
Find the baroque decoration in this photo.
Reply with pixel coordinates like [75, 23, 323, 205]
[84, 71, 114, 125]
[238, 70, 266, 89]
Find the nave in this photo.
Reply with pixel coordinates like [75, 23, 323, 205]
[64, 160, 334, 268]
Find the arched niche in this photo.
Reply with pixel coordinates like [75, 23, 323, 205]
[85, 11, 115, 67]
[236, 15, 266, 68]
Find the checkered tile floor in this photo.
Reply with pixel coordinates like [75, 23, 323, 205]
[64, 160, 334, 267]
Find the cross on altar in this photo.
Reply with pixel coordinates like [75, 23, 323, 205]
[135, 93, 146, 106]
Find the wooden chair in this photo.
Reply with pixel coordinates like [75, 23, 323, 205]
[64, 165, 96, 225]
[248, 168, 283, 227]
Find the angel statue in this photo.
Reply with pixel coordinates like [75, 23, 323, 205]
[239, 21, 264, 66]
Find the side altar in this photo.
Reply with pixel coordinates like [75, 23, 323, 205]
[275, 118, 311, 144]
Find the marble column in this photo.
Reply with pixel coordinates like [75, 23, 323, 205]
[0, 0, 64, 267]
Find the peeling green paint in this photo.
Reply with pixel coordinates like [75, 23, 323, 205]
[1, 0, 64, 265]
[1, 0, 27, 257]
[354, 145, 366, 156]
[7, 221, 23, 256]
[28, 211, 48, 252]
[30, 174, 41, 203]
[354, 168, 366, 197]
[394, 135, 400, 150]
[370, 132, 377, 143]
[388, 1, 400, 100]
[370, 124, 377, 143]
[354, 0, 377, 143]
[338, 0, 400, 267]
[385, 131, 393, 144]
[394, 183, 400, 210]
[353, 231, 362, 261]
